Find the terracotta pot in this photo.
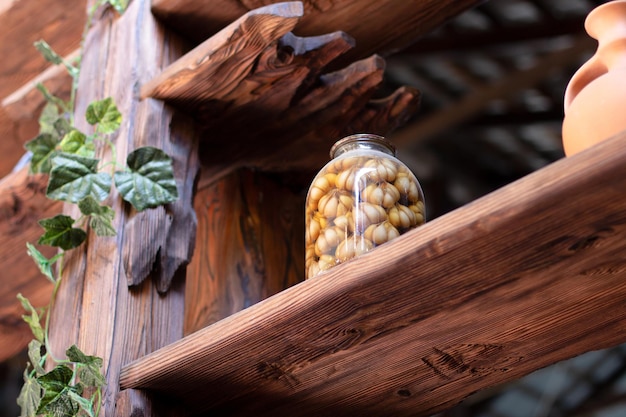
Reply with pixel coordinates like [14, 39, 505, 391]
[562, 0, 626, 156]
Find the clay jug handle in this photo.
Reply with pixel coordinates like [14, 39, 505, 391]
[564, 54, 607, 112]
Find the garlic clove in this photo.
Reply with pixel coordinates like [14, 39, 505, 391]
[355, 202, 387, 230]
[318, 254, 338, 271]
[335, 236, 374, 261]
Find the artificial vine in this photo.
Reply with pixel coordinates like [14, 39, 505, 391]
[15, 1, 179, 415]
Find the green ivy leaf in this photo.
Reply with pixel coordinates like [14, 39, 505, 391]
[78, 196, 116, 237]
[75, 142, 96, 158]
[47, 154, 112, 203]
[26, 243, 59, 283]
[17, 294, 45, 343]
[59, 131, 84, 153]
[37, 365, 80, 417]
[37, 215, 87, 250]
[24, 133, 59, 174]
[34, 40, 79, 79]
[34, 40, 63, 65]
[39, 102, 60, 135]
[67, 391, 95, 417]
[53, 118, 73, 140]
[59, 130, 94, 158]
[114, 147, 178, 211]
[17, 369, 42, 417]
[85, 97, 121, 134]
[66, 345, 105, 388]
[28, 339, 46, 376]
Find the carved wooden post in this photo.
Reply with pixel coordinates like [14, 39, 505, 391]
[47, 1, 198, 415]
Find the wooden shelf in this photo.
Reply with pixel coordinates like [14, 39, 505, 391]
[120, 131, 626, 416]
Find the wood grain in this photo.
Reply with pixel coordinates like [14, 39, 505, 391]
[46, 1, 198, 414]
[0, 167, 59, 362]
[121, 130, 626, 416]
[141, 2, 304, 102]
[151, 0, 484, 69]
[185, 169, 305, 334]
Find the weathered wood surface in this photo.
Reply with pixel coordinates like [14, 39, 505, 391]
[151, 0, 484, 69]
[0, 0, 86, 177]
[46, 0, 198, 415]
[140, 2, 307, 104]
[185, 169, 304, 334]
[142, 2, 420, 182]
[0, 167, 60, 362]
[121, 131, 626, 416]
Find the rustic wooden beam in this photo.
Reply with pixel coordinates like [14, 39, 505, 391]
[46, 1, 199, 415]
[150, 0, 485, 68]
[0, 167, 60, 362]
[2, 50, 77, 121]
[120, 130, 626, 416]
[140, 2, 306, 104]
[198, 54, 387, 179]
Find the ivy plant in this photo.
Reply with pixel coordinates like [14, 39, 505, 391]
[16, 0, 178, 416]
[26, 96, 179, 248]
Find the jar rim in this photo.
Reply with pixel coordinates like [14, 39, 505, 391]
[330, 133, 396, 158]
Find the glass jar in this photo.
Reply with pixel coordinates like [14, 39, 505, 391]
[305, 133, 425, 279]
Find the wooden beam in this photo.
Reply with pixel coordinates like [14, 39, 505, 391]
[150, 0, 485, 68]
[0, 167, 60, 362]
[46, 0, 199, 414]
[2, 50, 77, 121]
[120, 130, 626, 416]
[140, 2, 306, 103]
